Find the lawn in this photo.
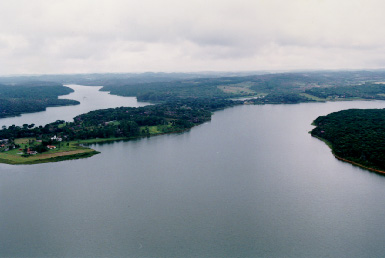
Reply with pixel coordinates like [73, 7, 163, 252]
[0, 139, 98, 165]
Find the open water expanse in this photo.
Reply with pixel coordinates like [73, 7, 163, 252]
[1, 86, 385, 257]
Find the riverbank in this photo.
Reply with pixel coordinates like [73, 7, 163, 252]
[312, 135, 385, 176]
[311, 108, 385, 176]
[0, 125, 196, 165]
[0, 97, 238, 165]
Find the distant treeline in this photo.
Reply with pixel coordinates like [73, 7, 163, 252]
[98, 73, 330, 102]
[311, 109, 385, 171]
[305, 83, 385, 100]
[3, 71, 385, 116]
[4, 71, 385, 119]
[100, 77, 257, 102]
[0, 82, 79, 118]
[98, 71, 385, 104]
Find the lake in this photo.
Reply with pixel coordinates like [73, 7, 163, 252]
[1, 87, 385, 257]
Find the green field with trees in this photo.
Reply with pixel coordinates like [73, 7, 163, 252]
[96, 71, 385, 104]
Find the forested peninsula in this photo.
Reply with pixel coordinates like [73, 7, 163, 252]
[0, 82, 79, 118]
[311, 109, 385, 174]
[0, 99, 239, 164]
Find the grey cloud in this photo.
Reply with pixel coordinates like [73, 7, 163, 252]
[1, 0, 385, 74]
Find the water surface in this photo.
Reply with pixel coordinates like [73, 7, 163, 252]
[1, 99, 385, 257]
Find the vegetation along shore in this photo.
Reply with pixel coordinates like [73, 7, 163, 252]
[4, 71, 385, 165]
[311, 109, 385, 175]
[0, 99, 238, 164]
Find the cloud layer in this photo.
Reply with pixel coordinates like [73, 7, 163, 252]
[1, 0, 385, 74]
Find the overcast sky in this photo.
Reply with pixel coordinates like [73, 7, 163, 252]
[0, 0, 384, 75]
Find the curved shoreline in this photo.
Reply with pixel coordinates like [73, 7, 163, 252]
[0, 126, 197, 165]
[333, 155, 385, 175]
[312, 135, 385, 175]
[0, 149, 100, 165]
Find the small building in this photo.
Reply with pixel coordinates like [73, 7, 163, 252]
[50, 135, 62, 142]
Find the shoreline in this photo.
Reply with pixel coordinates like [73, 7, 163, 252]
[0, 148, 100, 165]
[312, 135, 385, 176]
[0, 150, 100, 165]
[0, 126, 196, 165]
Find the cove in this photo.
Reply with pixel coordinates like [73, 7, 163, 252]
[1, 96, 385, 257]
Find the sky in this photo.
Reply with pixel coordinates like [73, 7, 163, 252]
[0, 0, 385, 75]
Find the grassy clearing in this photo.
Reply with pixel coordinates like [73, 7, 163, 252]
[71, 137, 127, 145]
[140, 125, 173, 134]
[218, 82, 256, 95]
[0, 140, 98, 165]
[300, 93, 326, 102]
[301, 93, 364, 102]
[14, 138, 35, 145]
[144, 125, 161, 134]
[0, 148, 98, 165]
[0, 123, 183, 165]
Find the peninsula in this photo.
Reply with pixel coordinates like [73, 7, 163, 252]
[0, 81, 79, 118]
[0, 99, 239, 164]
[311, 109, 385, 174]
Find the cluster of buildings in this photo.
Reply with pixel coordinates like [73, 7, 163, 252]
[1, 137, 60, 155]
[0, 139, 14, 152]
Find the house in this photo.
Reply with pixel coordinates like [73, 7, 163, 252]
[26, 148, 37, 155]
[47, 145, 57, 150]
[50, 135, 62, 142]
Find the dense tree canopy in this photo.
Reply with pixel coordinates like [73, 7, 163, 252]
[311, 109, 385, 171]
[0, 82, 79, 118]
[0, 99, 239, 142]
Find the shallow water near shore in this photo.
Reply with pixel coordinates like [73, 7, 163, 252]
[1, 87, 385, 257]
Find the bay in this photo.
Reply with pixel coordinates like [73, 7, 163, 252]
[1, 90, 385, 257]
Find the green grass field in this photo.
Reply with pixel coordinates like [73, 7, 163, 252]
[0, 139, 98, 165]
[299, 93, 326, 102]
[0, 121, 191, 165]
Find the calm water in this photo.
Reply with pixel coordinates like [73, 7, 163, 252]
[0, 84, 150, 127]
[1, 89, 385, 257]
